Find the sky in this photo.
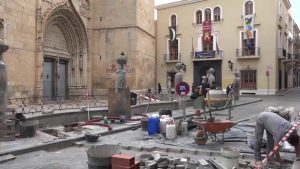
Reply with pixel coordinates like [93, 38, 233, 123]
[155, 0, 300, 25]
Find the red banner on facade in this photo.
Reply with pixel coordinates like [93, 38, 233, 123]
[202, 21, 212, 44]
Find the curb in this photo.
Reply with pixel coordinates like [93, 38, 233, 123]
[0, 124, 141, 157]
[276, 87, 300, 96]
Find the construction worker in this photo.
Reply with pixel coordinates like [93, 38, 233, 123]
[254, 111, 300, 165]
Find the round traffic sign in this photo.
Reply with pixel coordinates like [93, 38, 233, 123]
[175, 82, 190, 96]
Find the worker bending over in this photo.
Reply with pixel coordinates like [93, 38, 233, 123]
[254, 112, 300, 164]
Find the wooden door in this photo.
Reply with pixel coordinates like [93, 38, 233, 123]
[241, 70, 257, 89]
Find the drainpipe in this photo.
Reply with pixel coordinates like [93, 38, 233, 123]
[154, 20, 157, 94]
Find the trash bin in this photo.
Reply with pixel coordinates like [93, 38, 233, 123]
[130, 92, 137, 105]
[19, 120, 39, 138]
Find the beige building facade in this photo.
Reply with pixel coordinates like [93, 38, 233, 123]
[156, 0, 299, 95]
[0, 0, 155, 99]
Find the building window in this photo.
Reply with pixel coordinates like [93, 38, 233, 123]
[196, 10, 202, 24]
[244, 1, 253, 15]
[279, 2, 281, 16]
[214, 7, 221, 22]
[241, 30, 257, 56]
[241, 69, 256, 89]
[204, 9, 211, 21]
[0, 19, 4, 41]
[171, 14, 177, 27]
[202, 35, 213, 51]
[168, 39, 179, 60]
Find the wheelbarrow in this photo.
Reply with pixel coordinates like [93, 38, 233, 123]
[193, 118, 249, 144]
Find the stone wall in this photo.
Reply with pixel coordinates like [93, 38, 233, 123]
[0, 0, 36, 97]
[90, 0, 155, 94]
[1, 0, 156, 98]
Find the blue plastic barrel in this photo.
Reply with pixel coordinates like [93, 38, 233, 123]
[148, 117, 160, 136]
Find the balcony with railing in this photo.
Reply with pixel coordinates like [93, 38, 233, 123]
[191, 50, 223, 61]
[277, 48, 286, 59]
[164, 53, 181, 63]
[294, 37, 300, 45]
[236, 47, 260, 59]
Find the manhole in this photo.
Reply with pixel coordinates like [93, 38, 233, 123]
[34, 163, 70, 169]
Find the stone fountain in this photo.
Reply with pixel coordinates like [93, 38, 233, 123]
[108, 52, 131, 118]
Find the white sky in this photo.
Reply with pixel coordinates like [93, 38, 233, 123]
[155, 0, 181, 6]
[155, 0, 299, 25]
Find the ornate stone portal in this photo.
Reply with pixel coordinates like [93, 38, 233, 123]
[108, 53, 131, 118]
[41, 4, 88, 99]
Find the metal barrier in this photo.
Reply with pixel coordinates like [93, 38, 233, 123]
[7, 95, 108, 114]
[7, 91, 178, 115]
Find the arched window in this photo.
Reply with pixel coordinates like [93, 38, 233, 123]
[196, 10, 202, 24]
[0, 19, 4, 41]
[214, 7, 221, 22]
[204, 9, 211, 21]
[245, 1, 253, 15]
[171, 15, 177, 26]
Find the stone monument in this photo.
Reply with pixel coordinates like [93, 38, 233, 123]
[0, 41, 16, 141]
[108, 52, 131, 118]
[0, 42, 8, 111]
[167, 76, 172, 94]
[206, 68, 215, 89]
[232, 71, 240, 101]
[115, 52, 127, 89]
[174, 62, 184, 87]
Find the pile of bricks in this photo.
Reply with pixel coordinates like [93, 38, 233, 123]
[0, 109, 15, 141]
[112, 154, 140, 169]
[139, 151, 213, 169]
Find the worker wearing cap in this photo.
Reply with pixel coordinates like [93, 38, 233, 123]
[254, 111, 300, 164]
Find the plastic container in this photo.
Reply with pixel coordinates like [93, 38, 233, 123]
[141, 118, 148, 131]
[148, 117, 160, 136]
[159, 117, 171, 134]
[194, 127, 208, 145]
[221, 147, 240, 169]
[87, 145, 121, 169]
[159, 109, 172, 117]
[166, 124, 177, 139]
[19, 120, 39, 138]
[85, 131, 100, 142]
[181, 122, 188, 135]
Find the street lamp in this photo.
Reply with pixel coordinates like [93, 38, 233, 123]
[228, 60, 233, 71]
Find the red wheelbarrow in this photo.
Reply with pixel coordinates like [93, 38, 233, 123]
[193, 119, 249, 144]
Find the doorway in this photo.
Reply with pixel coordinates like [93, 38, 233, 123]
[43, 60, 54, 99]
[43, 58, 68, 100]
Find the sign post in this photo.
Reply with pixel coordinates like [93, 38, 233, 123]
[266, 71, 270, 95]
[175, 82, 190, 119]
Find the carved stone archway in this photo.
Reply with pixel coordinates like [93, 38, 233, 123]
[42, 4, 88, 99]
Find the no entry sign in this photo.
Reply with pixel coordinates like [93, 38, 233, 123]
[175, 82, 190, 96]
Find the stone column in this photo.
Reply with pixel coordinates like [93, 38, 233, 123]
[0, 42, 9, 111]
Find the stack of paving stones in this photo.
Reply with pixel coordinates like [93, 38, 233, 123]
[0, 109, 15, 141]
[140, 151, 214, 169]
[112, 154, 140, 169]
